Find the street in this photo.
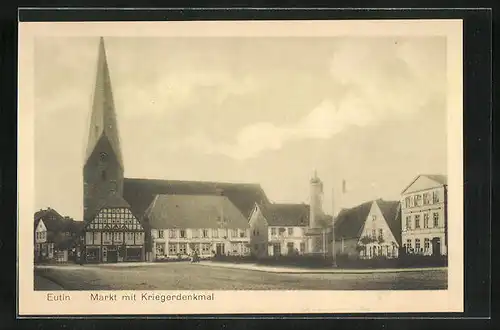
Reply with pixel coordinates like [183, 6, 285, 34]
[34, 262, 447, 291]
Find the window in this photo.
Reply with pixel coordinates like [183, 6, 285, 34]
[423, 193, 431, 205]
[212, 229, 219, 238]
[415, 214, 421, 229]
[415, 239, 421, 252]
[300, 242, 305, 252]
[433, 213, 439, 227]
[288, 228, 293, 235]
[178, 243, 187, 254]
[156, 243, 165, 256]
[201, 243, 211, 254]
[415, 194, 422, 206]
[86, 232, 93, 245]
[101, 170, 107, 181]
[372, 215, 377, 222]
[94, 232, 101, 244]
[371, 229, 376, 239]
[424, 238, 430, 252]
[423, 213, 429, 228]
[271, 228, 277, 235]
[231, 229, 238, 238]
[158, 230, 164, 239]
[378, 229, 383, 240]
[202, 229, 209, 238]
[180, 230, 186, 238]
[406, 239, 412, 249]
[110, 180, 117, 193]
[406, 216, 412, 230]
[405, 197, 411, 208]
[239, 230, 246, 238]
[432, 191, 440, 203]
[168, 243, 177, 255]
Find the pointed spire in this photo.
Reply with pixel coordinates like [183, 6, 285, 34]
[85, 37, 124, 169]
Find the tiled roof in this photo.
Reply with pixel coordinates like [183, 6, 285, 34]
[334, 201, 373, 239]
[95, 193, 132, 210]
[144, 194, 250, 229]
[259, 203, 310, 227]
[123, 178, 269, 220]
[332, 199, 401, 242]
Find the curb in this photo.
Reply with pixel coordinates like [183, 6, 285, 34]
[197, 263, 447, 275]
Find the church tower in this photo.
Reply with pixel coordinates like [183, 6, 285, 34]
[83, 37, 125, 223]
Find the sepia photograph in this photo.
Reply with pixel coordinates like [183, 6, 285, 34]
[18, 19, 464, 315]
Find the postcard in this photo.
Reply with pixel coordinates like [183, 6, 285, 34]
[18, 18, 463, 316]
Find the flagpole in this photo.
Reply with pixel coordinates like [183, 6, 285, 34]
[332, 186, 337, 267]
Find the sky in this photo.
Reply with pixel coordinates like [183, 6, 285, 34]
[34, 36, 447, 220]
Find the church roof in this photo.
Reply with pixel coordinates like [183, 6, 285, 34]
[84, 37, 123, 169]
[144, 194, 249, 230]
[123, 178, 269, 220]
[259, 203, 310, 227]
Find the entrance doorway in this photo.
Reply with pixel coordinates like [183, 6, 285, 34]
[107, 249, 118, 263]
[216, 243, 225, 256]
[431, 238, 441, 256]
[273, 243, 281, 256]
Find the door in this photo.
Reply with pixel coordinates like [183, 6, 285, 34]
[107, 249, 118, 263]
[273, 243, 281, 256]
[432, 238, 441, 256]
[216, 243, 225, 256]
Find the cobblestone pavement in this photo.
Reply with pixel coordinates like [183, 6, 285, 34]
[34, 262, 447, 291]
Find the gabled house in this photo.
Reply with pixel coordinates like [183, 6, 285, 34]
[249, 203, 310, 257]
[332, 199, 401, 259]
[401, 174, 448, 256]
[34, 208, 83, 262]
[144, 194, 251, 261]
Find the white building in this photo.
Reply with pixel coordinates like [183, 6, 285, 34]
[145, 194, 251, 261]
[249, 203, 310, 257]
[333, 199, 401, 259]
[401, 174, 448, 256]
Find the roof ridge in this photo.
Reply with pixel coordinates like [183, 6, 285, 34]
[124, 177, 262, 187]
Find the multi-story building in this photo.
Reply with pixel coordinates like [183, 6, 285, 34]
[400, 174, 448, 256]
[145, 194, 251, 261]
[34, 208, 83, 263]
[249, 203, 310, 257]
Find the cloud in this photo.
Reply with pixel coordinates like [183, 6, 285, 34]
[178, 38, 446, 160]
[115, 71, 258, 118]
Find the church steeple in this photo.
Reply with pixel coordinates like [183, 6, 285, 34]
[85, 37, 123, 169]
[83, 37, 125, 222]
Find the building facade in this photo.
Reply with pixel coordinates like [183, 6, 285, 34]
[249, 203, 310, 257]
[34, 208, 83, 263]
[401, 174, 448, 256]
[145, 194, 251, 261]
[332, 199, 401, 260]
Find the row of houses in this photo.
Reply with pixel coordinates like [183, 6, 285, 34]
[34, 173, 447, 263]
[33, 39, 448, 264]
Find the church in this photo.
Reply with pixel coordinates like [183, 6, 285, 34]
[81, 38, 327, 263]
